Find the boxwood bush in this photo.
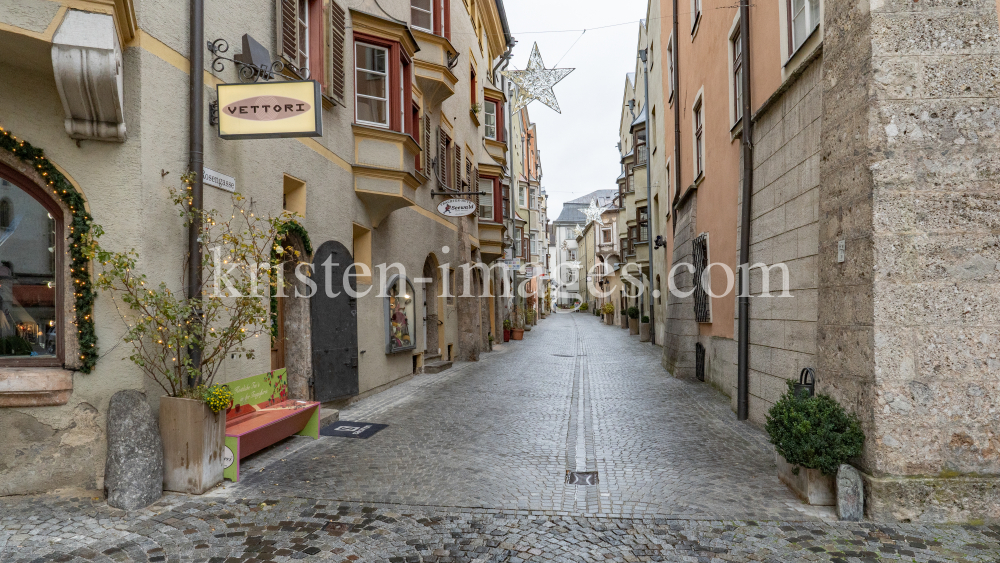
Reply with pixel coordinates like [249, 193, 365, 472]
[627, 306, 640, 319]
[765, 381, 865, 476]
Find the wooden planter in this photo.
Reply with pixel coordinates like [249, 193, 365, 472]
[629, 317, 639, 335]
[511, 328, 524, 340]
[776, 453, 836, 506]
[160, 396, 224, 494]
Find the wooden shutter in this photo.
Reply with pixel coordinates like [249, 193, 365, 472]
[454, 145, 462, 190]
[424, 115, 431, 172]
[473, 167, 480, 211]
[438, 128, 447, 185]
[465, 158, 472, 196]
[327, 0, 346, 104]
[277, 0, 298, 62]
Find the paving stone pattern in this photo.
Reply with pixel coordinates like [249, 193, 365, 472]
[2, 314, 998, 562]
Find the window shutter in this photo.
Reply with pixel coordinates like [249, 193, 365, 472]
[465, 158, 472, 196]
[454, 145, 462, 190]
[277, 0, 298, 62]
[423, 115, 431, 172]
[438, 128, 447, 185]
[473, 167, 480, 210]
[327, 0, 346, 104]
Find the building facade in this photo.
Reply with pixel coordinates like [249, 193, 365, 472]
[623, 0, 1000, 521]
[0, 0, 519, 495]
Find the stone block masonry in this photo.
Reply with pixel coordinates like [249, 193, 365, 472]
[820, 0, 1000, 521]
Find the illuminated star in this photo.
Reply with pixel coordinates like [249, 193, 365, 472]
[572, 224, 584, 238]
[502, 43, 575, 114]
[582, 198, 609, 226]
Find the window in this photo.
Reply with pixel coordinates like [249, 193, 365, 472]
[355, 43, 388, 126]
[638, 206, 648, 242]
[529, 187, 537, 210]
[693, 97, 704, 178]
[635, 128, 647, 165]
[479, 177, 494, 220]
[514, 227, 522, 255]
[666, 35, 675, 101]
[518, 184, 526, 207]
[502, 182, 510, 218]
[0, 176, 60, 361]
[692, 233, 711, 322]
[602, 227, 612, 244]
[568, 249, 577, 261]
[470, 66, 477, 106]
[530, 232, 537, 256]
[732, 29, 743, 122]
[411, 0, 433, 32]
[691, 0, 702, 33]
[385, 277, 416, 353]
[297, 0, 309, 70]
[790, 0, 820, 53]
[484, 100, 497, 139]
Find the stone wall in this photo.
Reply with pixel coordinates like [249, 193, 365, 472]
[743, 58, 823, 425]
[661, 192, 697, 378]
[821, 0, 1000, 521]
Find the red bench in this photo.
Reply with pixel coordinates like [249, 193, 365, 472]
[222, 368, 320, 481]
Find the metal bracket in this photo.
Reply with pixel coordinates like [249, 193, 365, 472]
[431, 191, 487, 197]
[208, 101, 219, 126]
[447, 50, 461, 70]
[208, 37, 310, 83]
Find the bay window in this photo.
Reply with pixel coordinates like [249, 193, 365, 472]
[484, 100, 497, 139]
[356, 43, 388, 127]
[479, 177, 494, 220]
[410, 0, 433, 32]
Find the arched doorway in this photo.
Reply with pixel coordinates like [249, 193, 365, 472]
[310, 240, 358, 401]
[422, 254, 440, 357]
[271, 232, 312, 400]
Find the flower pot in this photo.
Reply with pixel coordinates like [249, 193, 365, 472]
[639, 322, 651, 342]
[160, 396, 225, 494]
[604, 313, 613, 325]
[629, 317, 639, 335]
[776, 453, 836, 506]
[511, 328, 524, 340]
[621, 315, 629, 329]
[503, 329, 511, 342]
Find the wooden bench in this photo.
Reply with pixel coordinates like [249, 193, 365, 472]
[223, 368, 320, 482]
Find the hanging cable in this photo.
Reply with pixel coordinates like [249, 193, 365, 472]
[553, 30, 586, 67]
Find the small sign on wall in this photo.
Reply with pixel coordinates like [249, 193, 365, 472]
[436, 198, 477, 217]
[204, 167, 236, 192]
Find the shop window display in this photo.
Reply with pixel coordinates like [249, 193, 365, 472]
[384, 275, 415, 353]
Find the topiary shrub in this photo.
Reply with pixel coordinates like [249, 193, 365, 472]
[641, 315, 649, 323]
[601, 303, 615, 315]
[627, 306, 639, 319]
[765, 381, 865, 476]
[579, 302, 589, 311]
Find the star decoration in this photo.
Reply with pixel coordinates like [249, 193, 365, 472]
[582, 198, 610, 226]
[572, 224, 584, 238]
[502, 43, 575, 114]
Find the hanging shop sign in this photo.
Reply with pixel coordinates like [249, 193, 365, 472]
[436, 198, 477, 217]
[203, 167, 236, 192]
[216, 80, 322, 140]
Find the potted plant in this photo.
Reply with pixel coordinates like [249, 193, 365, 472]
[639, 315, 651, 341]
[502, 318, 512, 342]
[579, 302, 588, 312]
[525, 309, 535, 330]
[601, 302, 615, 324]
[766, 381, 865, 506]
[510, 307, 525, 340]
[95, 177, 293, 494]
[627, 306, 640, 335]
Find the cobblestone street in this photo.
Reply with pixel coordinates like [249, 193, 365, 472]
[2, 314, 999, 562]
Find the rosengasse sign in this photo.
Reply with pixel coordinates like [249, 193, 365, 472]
[216, 80, 323, 140]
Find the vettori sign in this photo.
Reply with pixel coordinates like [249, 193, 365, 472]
[437, 198, 477, 217]
[216, 81, 322, 139]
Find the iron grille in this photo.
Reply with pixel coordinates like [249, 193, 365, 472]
[692, 234, 711, 322]
[695, 342, 706, 382]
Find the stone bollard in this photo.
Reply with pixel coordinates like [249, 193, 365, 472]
[837, 464, 864, 521]
[105, 389, 163, 510]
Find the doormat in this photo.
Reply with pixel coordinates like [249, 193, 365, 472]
[321, 421, 388, 439]
[566, 471, 599, 485]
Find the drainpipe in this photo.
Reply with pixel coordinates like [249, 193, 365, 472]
[639, 48, 654, 345]
[187, 0, 205, 387]
[736, 0, 753, 421]
[670, 0, 681, 229]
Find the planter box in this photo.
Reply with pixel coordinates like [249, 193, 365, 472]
[160, 396, 224, 494]
[776, 453, 836, 506]
[511, 328, 524, 340]
[639, 322, 650, 342]
[621, 315, 629, 329]
[605, 314, 613, 325]
[503, 329, 510, 342]
[629, 318, 639, 335]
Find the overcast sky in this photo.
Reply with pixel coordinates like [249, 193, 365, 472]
[501, 0, 649, 220]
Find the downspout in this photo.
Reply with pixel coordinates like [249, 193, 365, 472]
[640, 48, 654, 345]
[187, 0, 205, 387]
[671, 0, 681, 229]
[736, 0, 753, 421]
